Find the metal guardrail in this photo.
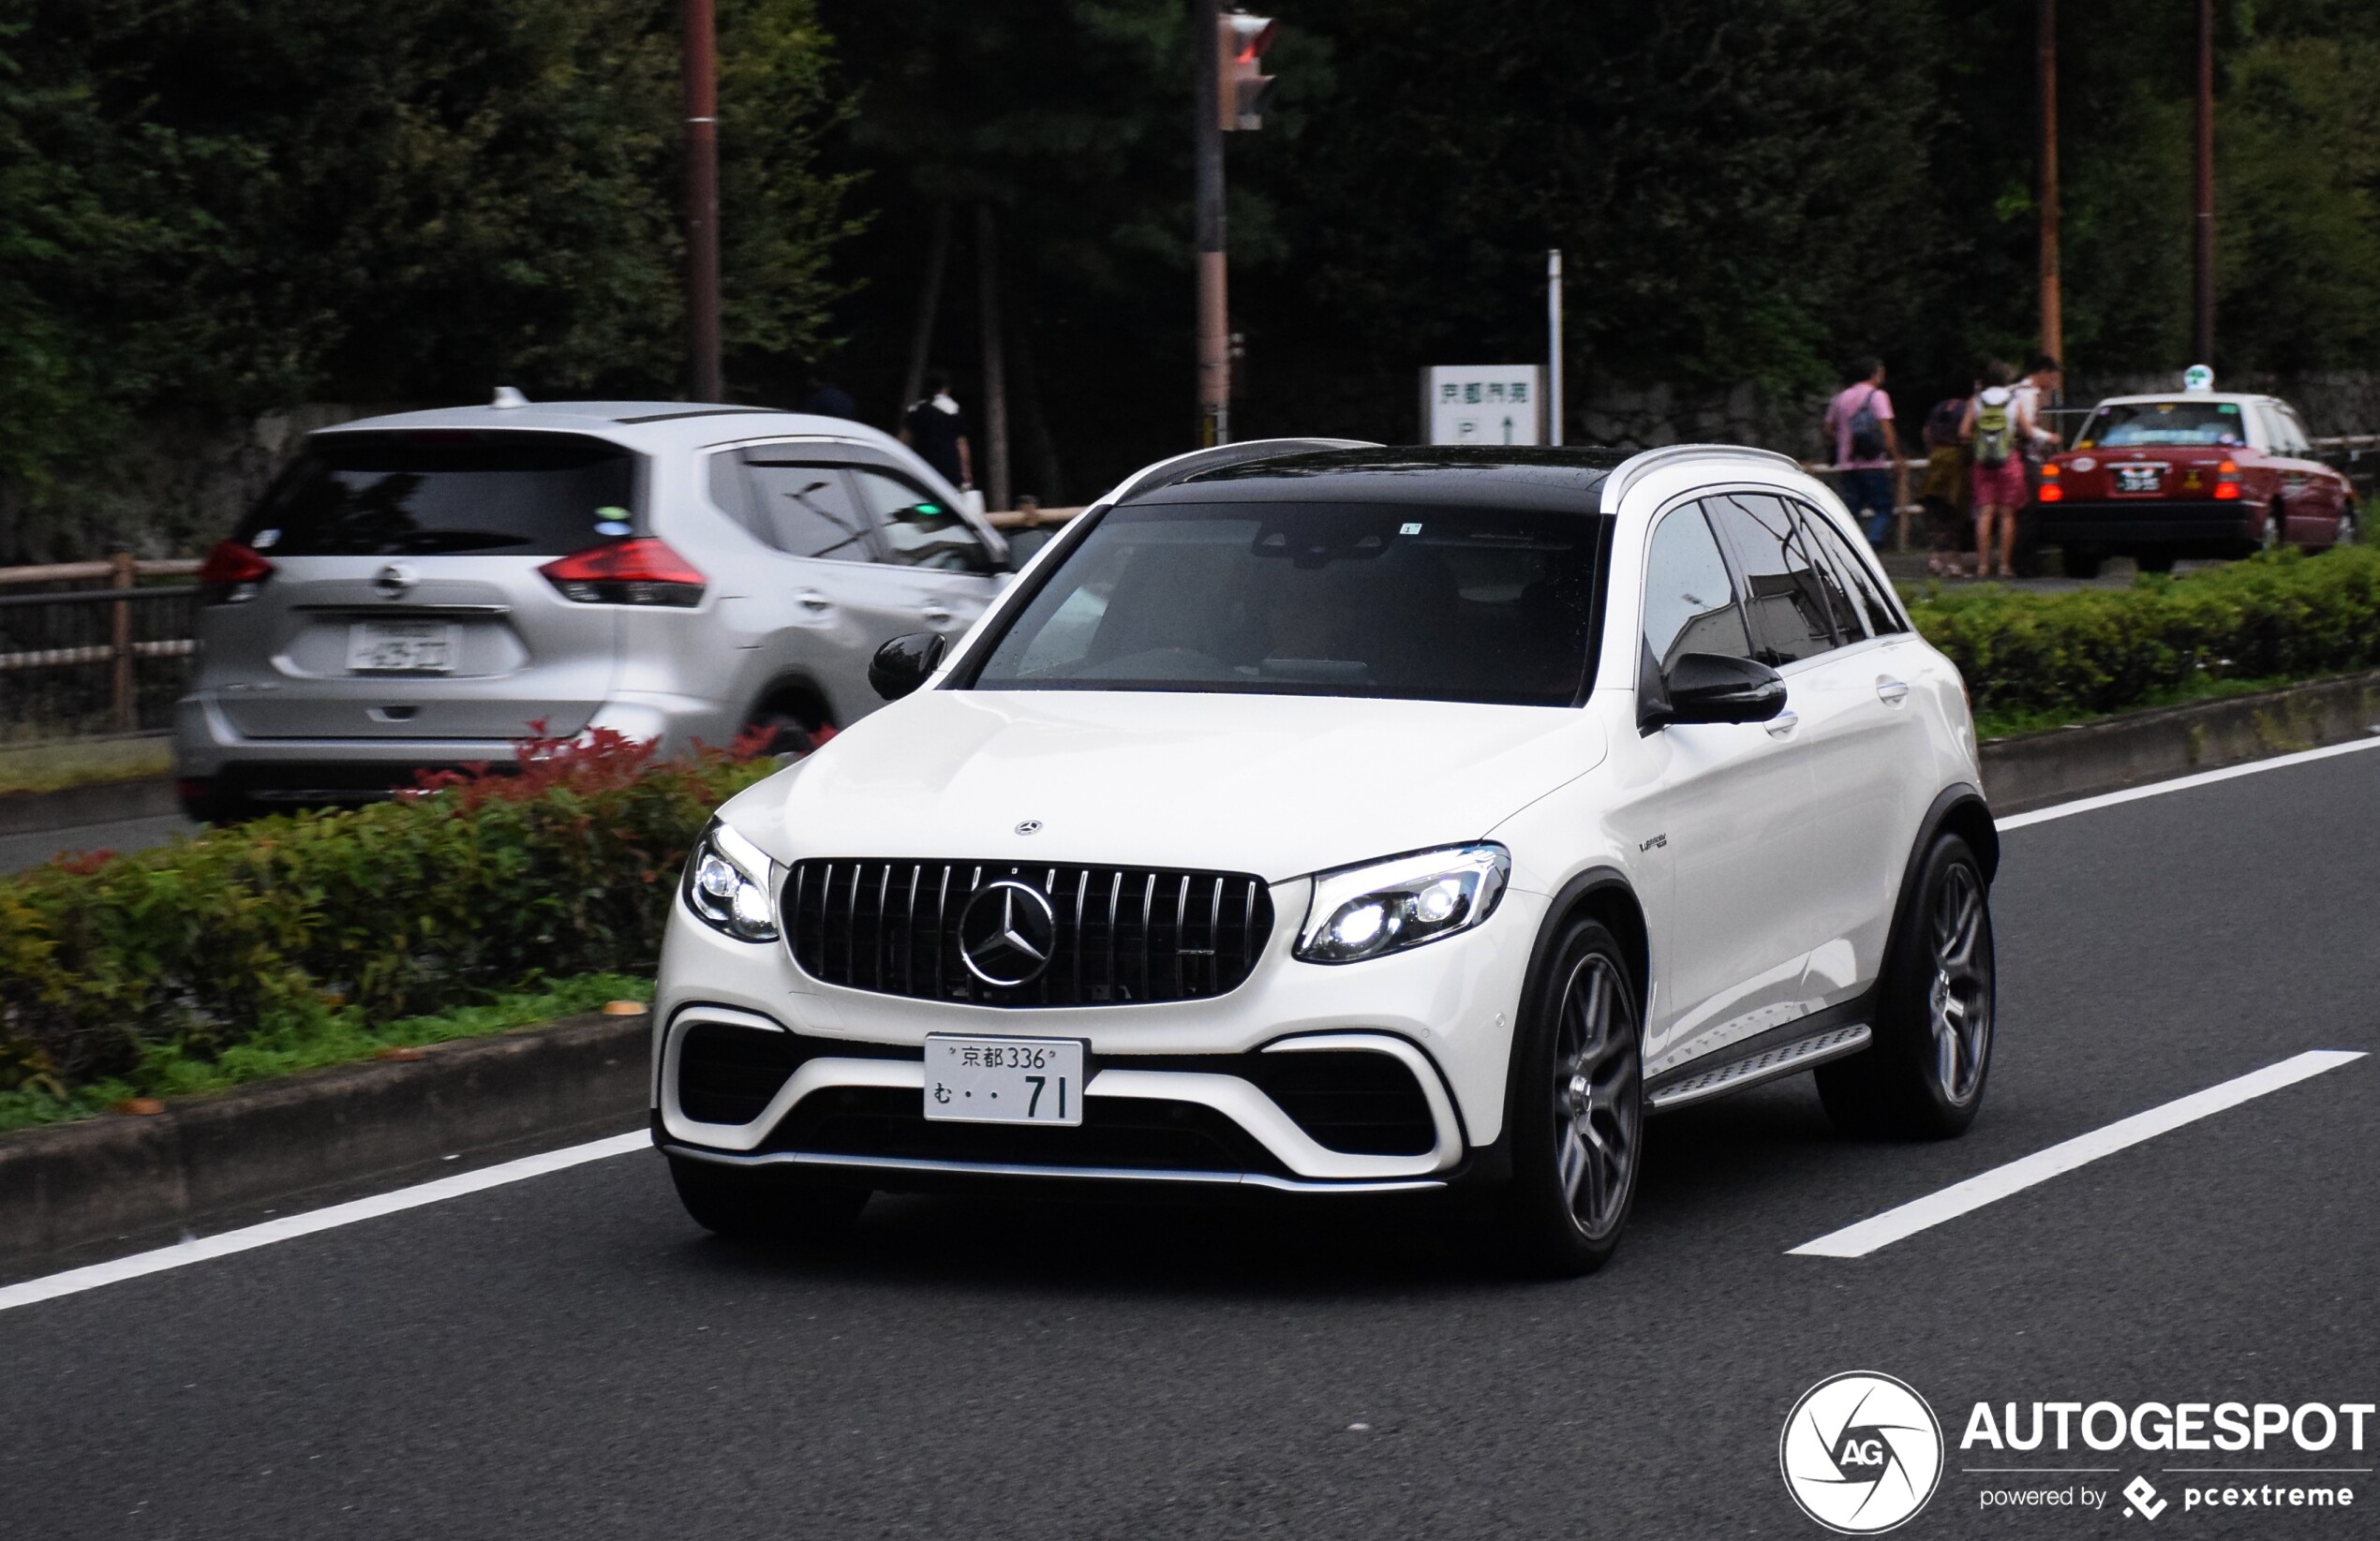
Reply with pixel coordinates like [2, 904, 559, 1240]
[0, 555, 200, 739]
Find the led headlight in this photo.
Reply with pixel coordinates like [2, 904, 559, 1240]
[1296, 844, 1510, 964]
[681, 820, 779, 942]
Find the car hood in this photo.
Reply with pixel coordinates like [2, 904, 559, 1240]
[721, 689, 1608, 883]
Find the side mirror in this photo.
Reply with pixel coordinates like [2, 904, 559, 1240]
[1659, 652, 1787, 726]
[869, 632, 949, 702]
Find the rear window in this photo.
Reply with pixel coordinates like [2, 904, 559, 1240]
[2075, 401, 2245, 450]
[238, 431, 639, 556]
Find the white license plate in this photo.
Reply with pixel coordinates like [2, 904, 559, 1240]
[347, 621, 460, 674]
[923, 1035, 1085, 1126]
[2114, 465, 2164, 494]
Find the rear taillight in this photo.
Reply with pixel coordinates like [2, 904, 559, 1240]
[539, 538, 706, 607]
[2038, 463, 2063, 502]
[2214, 459, 2242, 500]
[196, 540, 274, 604]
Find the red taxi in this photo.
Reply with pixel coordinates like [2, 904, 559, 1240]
[2034, 392, 2358, 577]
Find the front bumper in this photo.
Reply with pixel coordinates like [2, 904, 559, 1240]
[2030, 499, 2254, 547]
[652, 877, 1549, 1191]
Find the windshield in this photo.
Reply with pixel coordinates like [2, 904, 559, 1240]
[2076, 401, 2246, 450]
[238, 431, 639, 556]
[968, 500, 1607, 706]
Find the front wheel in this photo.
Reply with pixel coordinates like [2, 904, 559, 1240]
[1499, 920, 1644, 1276]
[2337, 504, 2359, 548]
[1817, 834, 1995, 1139]
[668, 1153, 870, 1240]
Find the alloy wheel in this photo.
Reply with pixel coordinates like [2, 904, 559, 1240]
[1926, 863, 1993, 1105]
[1551, 955, 1642, 1240]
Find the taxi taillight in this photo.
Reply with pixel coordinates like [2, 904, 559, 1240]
[2039, 463, 2063, 502]
[2214, 459, 2242, 500]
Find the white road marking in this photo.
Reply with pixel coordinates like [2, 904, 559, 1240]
[0, 1131, 647, 1314]
[1998, 731, 2380, 830]
[1790, 1050, 2365, 1258]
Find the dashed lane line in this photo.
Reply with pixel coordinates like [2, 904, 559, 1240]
[1788, 1050, 2366, 1258]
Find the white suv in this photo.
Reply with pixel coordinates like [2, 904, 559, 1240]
[652, 442, 1998, 1273]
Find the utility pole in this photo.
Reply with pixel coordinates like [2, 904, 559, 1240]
[976, 205, 1010, 512]
[682, 0, 722, 403]
[1193, 0, 1228, 447]
[2038, 0, 2063, 370]
[2193, 0, 2216, 368]
[1546, 249, 1565, 446]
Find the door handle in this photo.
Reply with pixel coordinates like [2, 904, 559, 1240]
[1875, 677, 1911, 704]
[1764, 710, 1800, 737]
[796, 590, 832, 612]
[920, 605, 955, 624]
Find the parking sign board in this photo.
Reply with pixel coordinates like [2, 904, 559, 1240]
[1422, 365, 1543, 446]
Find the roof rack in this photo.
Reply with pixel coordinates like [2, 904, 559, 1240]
[1098, 437, 1379, 507]
[1599, 443, 1803, 510]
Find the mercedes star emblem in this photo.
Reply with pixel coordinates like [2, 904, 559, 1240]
[373, 562, 419, 599]
[1015, 820, 1043, 836]
[957, 880, 1058, 988]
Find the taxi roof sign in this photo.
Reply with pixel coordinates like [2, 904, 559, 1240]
[2183, 363, 2215, 393]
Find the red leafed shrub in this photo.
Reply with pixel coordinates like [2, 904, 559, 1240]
[0, 730, 778, 1092]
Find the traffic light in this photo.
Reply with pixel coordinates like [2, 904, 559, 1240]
[1218, 12, 1276, 131]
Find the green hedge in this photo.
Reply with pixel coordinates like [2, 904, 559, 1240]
[1906, 547, 2380, 723]
[0, 732, 769, 1100]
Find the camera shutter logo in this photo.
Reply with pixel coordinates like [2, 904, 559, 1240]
[1779, 1371, 1943, 1534]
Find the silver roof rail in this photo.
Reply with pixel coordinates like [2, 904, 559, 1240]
[1098, 437, 1380, 507]
[1599, 443, 1804, 511]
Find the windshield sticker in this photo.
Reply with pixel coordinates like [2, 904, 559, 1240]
[1400, 522, 1422, 535]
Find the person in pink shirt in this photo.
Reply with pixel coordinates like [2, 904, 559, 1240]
[1821, 358, 1907, 546]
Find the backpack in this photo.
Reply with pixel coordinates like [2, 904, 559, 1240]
[1925, 396, 1966, 450]
[1973, 388, 2016, 468]
[1844, 386, 1887, 462]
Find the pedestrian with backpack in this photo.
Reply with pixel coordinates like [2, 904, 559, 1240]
[1961, 362, 2028, 580]
[1822, 357, 1907, 546]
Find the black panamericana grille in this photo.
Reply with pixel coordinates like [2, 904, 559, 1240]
[784, 860, 1275, 1007]
[674, 1020, 917, 1126]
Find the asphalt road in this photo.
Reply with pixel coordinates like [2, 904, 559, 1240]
[5, 750, 2377, 1539]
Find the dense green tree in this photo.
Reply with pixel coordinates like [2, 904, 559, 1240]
[0, 0, 855, 544]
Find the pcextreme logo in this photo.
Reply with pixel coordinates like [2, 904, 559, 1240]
[1780, 1371, 1946, 1534]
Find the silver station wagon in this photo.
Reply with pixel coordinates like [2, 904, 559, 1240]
[177, 395, 1012, 817]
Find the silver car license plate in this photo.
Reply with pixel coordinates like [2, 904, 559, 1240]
[347, 621, 460, 674]
[2114, 464, 2164, 494]
[923, 1034, 1085, 1126]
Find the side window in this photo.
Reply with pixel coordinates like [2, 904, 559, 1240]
[1703, 492, 1840, 665]
[1792, 501, 1905, 638]
[2278, 406, 2313, 455]
[707, 450, 763, 537]
[742, 461, 876, 562]
[852, 467, 992, 573]
[1641, 503, 1751, 671]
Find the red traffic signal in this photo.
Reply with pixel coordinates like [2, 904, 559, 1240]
[1219, 12, 1277, 131]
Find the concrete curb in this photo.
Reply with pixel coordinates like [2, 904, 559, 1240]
[0, 1011, 649, 1268]
[0, 776, 179, 837]
[1979, 669, 2380, 813]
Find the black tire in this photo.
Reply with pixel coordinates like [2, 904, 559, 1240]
[667, 1153, 870, 1240]
[2336, 503, 2359, 548]
[740, 711, 831, 761]
[2058, 546, 2103, 580]
[1498, 919, 1644, 1277]
[2135, 550, 2178, 574]
[1817, 834, 1995, 1139]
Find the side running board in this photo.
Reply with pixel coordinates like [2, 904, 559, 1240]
[1645, 1023, 1872, 1111]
